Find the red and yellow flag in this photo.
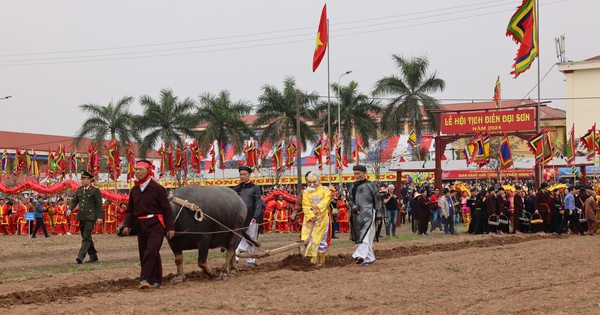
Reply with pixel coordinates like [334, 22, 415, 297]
[506, 0, 538, 78]
[312, 4, 328, 72]
[493, 76, 501, 108]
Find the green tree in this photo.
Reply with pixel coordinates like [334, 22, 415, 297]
[136, 88, 199, 158]
[254, 77, 319, 148]
[196, 90, 254, 154]
[315, 81, 382, 161]
[372, 55, 445, 137]
[73, 96, 137, 151]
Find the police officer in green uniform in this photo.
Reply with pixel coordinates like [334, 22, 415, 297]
[67, 170, 103, 264]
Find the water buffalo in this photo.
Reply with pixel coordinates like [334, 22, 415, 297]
[168, 185, 259, 282]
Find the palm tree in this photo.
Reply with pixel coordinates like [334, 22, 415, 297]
[136, 88, 199, 158]
[254, 77, 319, 148]
[372, 55, 445, 136]
[314, 81, 382, 161]
[73, 96, 137, 150]
[196, 90, 254, 154]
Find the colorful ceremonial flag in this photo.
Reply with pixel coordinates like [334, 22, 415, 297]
[314, 136, 323, 171]
[493, 76, 501, 108]
[107, 140, 121, 181]
[189, 140, 202, 174]
[126, 142, 135, 182]
[47, 148, 56, 177]
[506, 0, 538, 77]
[323, 136, 331, 166]
[158, 144, 167, 176]
[499, 134, 513, 169]
[167, 143, 175, 176]
[87, 144, 99, 176]
[527, 130, 545, 163]
[312, 4, 328, 72]
[68, 147, 77, 175]
[208, 144, 216, 174]
[335, 135, 344, 171]
[482, 133, 491, 159]
[13, 147, 21, 175]
[1, 149, 7, 174]
[285, 139, 296, 169]
[463, 135, 478, 166]
[541, 131, 553, 165]
[271, 140, 283, 171]
[23, 149, 31, 173]
[470, 134, 487, 164]
[31, 149, 39, 179]
[219, 142, 227, 170]
[352, 139, 364, 165]
[580, 124, 596, 161]
[407, 130, 417, 148]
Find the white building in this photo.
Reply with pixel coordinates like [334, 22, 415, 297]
[558, 54, 600, 137]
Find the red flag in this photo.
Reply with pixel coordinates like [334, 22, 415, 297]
[209, 145, 216, 174]
[167, 143, 175, 176]
[312, 4, 328, 72]
[493, 76, 501, 108]
[126, 142, 135, 182]
[190, 140, 202, 174]
[219, 142, 227, 170]
[174, 143, 182, 170]
[87, 144, 100, 177]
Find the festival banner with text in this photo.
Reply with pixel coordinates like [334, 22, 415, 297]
[441, 109, 535, 134]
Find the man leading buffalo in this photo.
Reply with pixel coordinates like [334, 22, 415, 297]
[122, 160, 175, 289]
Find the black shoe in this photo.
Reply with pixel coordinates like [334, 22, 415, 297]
[85, 257, 99, 263]
[355, 257, 365, 264]
[45, 235, 51, 238]
[331, 236, 338, 239]
[31, 235, 36, 238]
[76, 257, 83, 264]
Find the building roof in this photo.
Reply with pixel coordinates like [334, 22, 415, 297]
[0, 131, 151, 156]
[585, 55, 600, 61]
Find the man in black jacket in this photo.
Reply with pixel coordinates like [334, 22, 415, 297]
[234, 166, 263, 266]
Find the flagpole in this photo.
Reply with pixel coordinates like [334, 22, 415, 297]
[326, 18, 332, 185]
[536, 0, 542, 187]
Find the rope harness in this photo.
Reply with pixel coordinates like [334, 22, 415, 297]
[168, 195, 268, 254]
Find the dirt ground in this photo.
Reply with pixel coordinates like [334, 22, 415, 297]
[1, 227, 600, 315]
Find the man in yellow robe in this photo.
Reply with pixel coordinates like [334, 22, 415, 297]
[301, 171, 332, 267]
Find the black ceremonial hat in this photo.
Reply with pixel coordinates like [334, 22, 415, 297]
[80, 170, 94, 179]
[238, 166, 253, 173]
[352, 165, 367, 172]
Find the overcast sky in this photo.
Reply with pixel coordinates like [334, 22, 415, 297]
[0, 0, 597, 139]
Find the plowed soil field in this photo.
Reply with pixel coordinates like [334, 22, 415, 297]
[1, 229, 599, 314]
